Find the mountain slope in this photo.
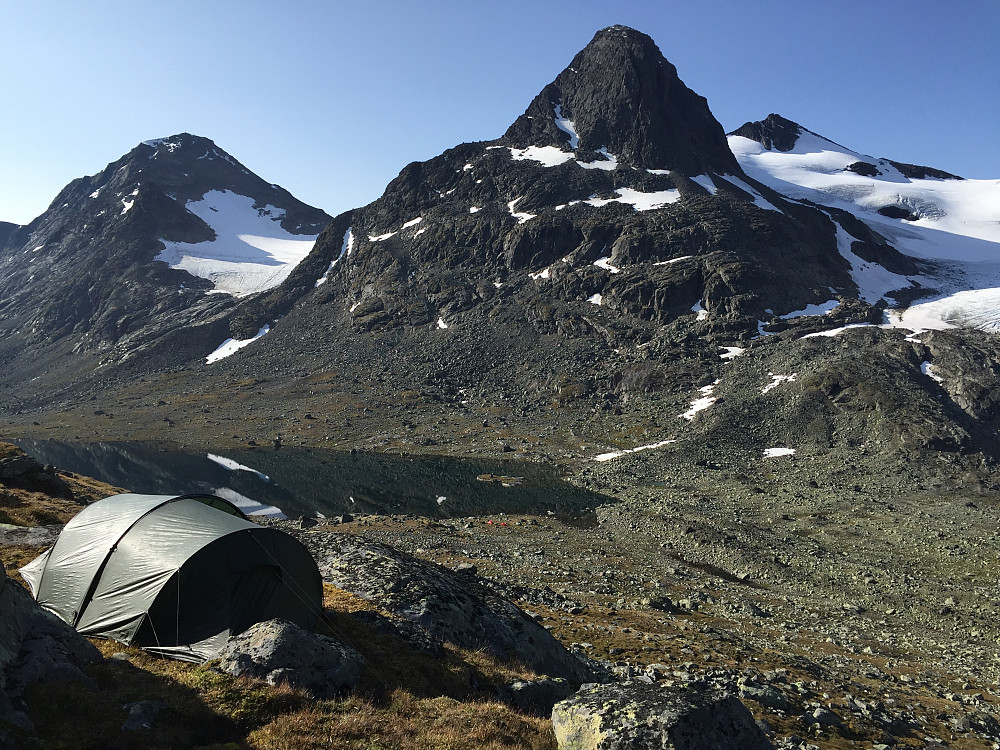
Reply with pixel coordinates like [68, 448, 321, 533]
[729, 114, 1000, 331]
[0, 134, 330, 388]
[1, 26, 999, 489]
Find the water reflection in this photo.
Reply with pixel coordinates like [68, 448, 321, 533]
[13, 440, 613, 520]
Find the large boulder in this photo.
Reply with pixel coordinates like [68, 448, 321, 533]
[214, 619, 363, 699]
[299, 533, 600, 683]
[0, 561, 102, 735]
[551, 681, 773, 750]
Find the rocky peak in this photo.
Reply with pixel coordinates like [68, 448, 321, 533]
[728, 113, 804, 152]
[502, 26, 741, 176]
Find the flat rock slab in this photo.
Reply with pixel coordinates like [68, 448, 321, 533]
[0, 525, 62, 547]
[551, 681, 773, 750]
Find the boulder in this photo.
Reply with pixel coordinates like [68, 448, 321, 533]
[0, 560, 102, 734]
[300, 533, 600, 683]
[504, 677, 577, 717]
[551, 681, 773, 750]
[214, 619, 363, 699]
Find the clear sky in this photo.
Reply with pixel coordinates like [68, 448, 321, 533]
[1, 0, 997, 225]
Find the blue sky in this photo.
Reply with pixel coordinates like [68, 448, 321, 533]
[1, 1, 997, 225]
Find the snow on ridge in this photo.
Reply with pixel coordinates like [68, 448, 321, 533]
[155, 190, 318, 297]
[206, 324, 270, 364]
[553, 103, 579, 149]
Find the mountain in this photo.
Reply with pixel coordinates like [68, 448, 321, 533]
[1, 25, 999, 492]
[0, 133, 330, 389]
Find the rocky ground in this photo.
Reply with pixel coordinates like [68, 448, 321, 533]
[3, 325, 1000, 749]
[279, 445, 1000, 749]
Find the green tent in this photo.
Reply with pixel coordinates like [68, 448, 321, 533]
[20, 493, 323, 662]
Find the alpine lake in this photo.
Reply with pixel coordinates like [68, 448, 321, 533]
[12, 439, 613, 522]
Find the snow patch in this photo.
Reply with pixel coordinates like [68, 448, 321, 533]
[764, 447, 796, 458]
[691, 301, 709, 321]
[594, 439, 676, 463]
[437, 317, 449, 329]
[593, 257, 621, 274]
[469, 206, 481, 213]
[508, 198, 536, 224]
[577, 147, 618, 171]
[316, 228, 353, 287]
[206, 324, 270, 364]
[680, 381, 719, 421]
[368, 231, 397, 242]
[155, 190, 318, 296]
[654, 255, 693, 266]
[762, 373, 797, 394]
[582, 188, 680, 211]
[719, 346, 745, 360]
[402, 217, 423, 229]
[780, 300, 839, 319]
[508, 145, 575, 167]
[587, 293, 603, 306]
[921, 361, 944, 383]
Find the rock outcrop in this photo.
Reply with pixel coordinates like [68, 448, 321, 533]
[551, 681, 773, 749]
[0, 560, 102, 737]
[293, 531, 600, 684]
[214, 619, 363, 698]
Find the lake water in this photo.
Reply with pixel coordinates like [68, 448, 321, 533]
[13, 439, 612, 520]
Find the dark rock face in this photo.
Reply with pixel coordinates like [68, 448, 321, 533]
[551, 681, 773, 749]
[293, 532, 599, 684]
[885, 160, 962, 180]
[503, 26, 741, 176]
[846, 161, 880, 177]
[728, 114, 804, 152]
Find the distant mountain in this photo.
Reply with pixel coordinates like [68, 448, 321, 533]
[2, 26, 1000, 485]
[0, 134, 329, 386]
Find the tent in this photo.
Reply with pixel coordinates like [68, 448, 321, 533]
[20, 493, 323, 662]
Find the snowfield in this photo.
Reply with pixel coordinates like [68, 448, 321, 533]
[155, 190, 319, 297]
[730, 131, 1000, 333]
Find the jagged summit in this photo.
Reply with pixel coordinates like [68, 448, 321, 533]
[728, 114, 806, 152]
[502, 26, 740, 176]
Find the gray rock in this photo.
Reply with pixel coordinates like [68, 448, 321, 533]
[121, 699, 167, 731]
[214, 619, 363, 699]
[504, 677, 576, 717]
[300, 534, 600, 683]
[551, 681, 774, 749]
[0, 560, 102, 734]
